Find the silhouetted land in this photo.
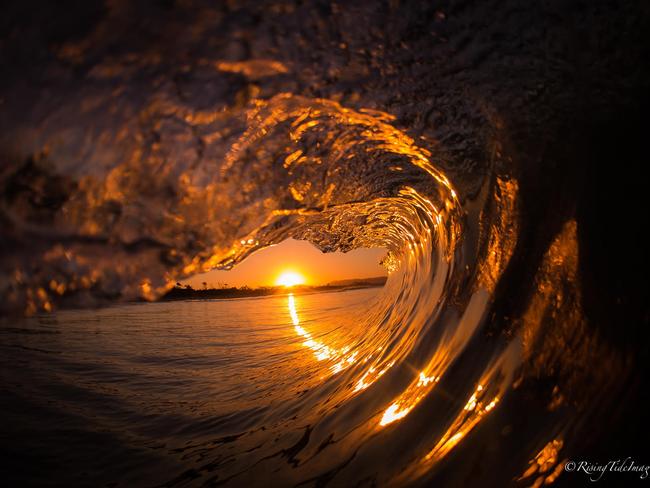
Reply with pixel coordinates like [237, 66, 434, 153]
[162, 276, 387, 301]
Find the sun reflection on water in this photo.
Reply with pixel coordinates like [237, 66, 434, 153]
[288, 293, 361, 374]
[287, 294, 398, 385]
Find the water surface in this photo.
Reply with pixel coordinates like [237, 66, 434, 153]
[2, 289, 394, 486]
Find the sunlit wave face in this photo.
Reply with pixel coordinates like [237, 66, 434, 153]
[275, 271, 306, 287]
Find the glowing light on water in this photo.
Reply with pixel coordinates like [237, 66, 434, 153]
[423, 384, 501, 463]
[379, 371, 440, 426]
[288, 294, 300, 326]
[518, 438, 566, 485]
[380, 403, 412, 426]
[288, 294, 333, 360]
[354, 361, 395, 392]
[410, 340, 521, 476]
[378, 291, 488, 428]
[418, 372, 438, 387]
[288, 293, 342, 365]
[287, 294, 390, 378]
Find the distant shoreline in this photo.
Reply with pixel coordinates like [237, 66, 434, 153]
[161, 276, 387, 301]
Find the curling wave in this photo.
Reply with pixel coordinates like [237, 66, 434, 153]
[0, 92, 625, 486]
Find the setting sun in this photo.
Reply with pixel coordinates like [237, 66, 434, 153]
[275, 271, 306, 287]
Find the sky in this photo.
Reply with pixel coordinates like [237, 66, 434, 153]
[182, 238, 387, 288]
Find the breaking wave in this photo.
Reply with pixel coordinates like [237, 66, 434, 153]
[0, 90, 626, 486]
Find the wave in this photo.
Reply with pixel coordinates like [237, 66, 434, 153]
[1, 87, 612, 485]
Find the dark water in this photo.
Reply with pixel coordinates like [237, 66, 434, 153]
[0, 274, 628, 487]
[3, 289, 412, 486]
[1, 0, 649, 486]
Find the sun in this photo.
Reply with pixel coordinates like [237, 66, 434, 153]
[275, 271, 306, 287]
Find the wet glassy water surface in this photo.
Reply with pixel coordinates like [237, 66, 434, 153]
[1, 289, 396, 486]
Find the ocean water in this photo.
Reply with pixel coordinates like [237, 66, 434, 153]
[0, 91, 633, 487]
[1, 2, 648, 484]
[2, 289, 406, 486]
[0, 280, 595, 487]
